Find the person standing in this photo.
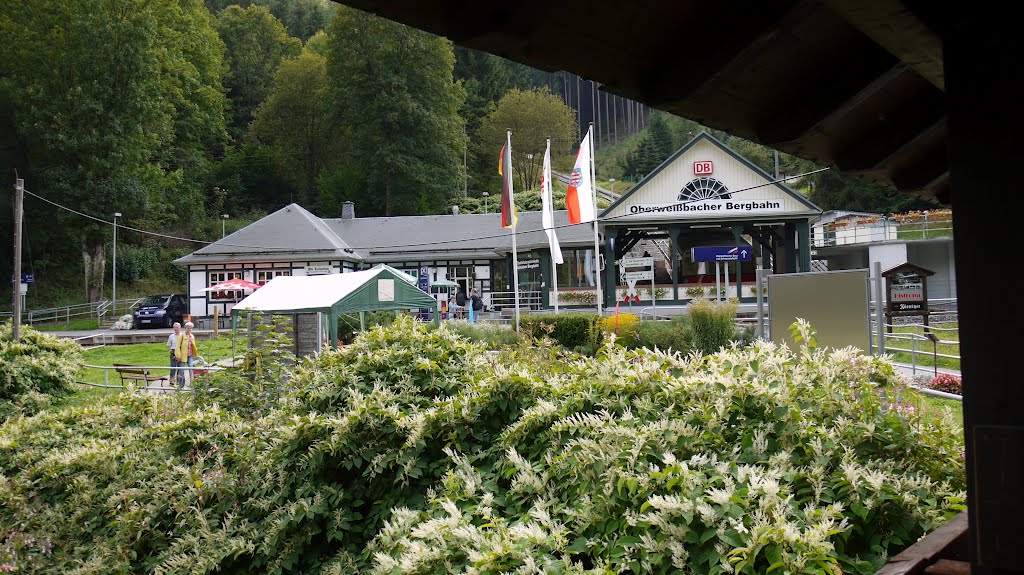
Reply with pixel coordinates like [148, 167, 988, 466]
[167, 322, 181, 388]
[174, 321, 199, 388]
[469, 288, 483, 323]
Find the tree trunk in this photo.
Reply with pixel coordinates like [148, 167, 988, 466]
[82, 238, 106, 302]
[385, 179, 394, 216]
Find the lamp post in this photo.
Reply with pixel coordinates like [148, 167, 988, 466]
[482, 192, 489, 213]
[609, 178, 616, 194]
[112, 212, 121, 316]
[221, 214, 229, 238]
[526, 153, 534, 189]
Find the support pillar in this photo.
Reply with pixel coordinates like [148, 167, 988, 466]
[603, 228, 618, 311]
[796, 220, 811, 272]
[947, 14, 1023, 574]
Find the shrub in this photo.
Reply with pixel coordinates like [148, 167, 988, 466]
[519, 313, 600, 349]
[929, 373, 963, 395]
[598, 313, 639, 343]
[0, 320, 966, 575]
[688, 297, 739, 354]
[446, 320, 523, 348]
[1, 322, 82, 416]
[628, 316, 692, 352]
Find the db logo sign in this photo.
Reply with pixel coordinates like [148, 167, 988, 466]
[694, 161, 713, 175]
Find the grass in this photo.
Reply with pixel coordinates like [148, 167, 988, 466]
[78, 335, 241, 386]
[33, 317, 101, 331]
[906, 389, 963, 426]
[881, 321, 960, 370]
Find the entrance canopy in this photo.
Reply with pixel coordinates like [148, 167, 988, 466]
[231, 264, 438, 342]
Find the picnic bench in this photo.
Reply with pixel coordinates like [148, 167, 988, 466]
[113, 363, 168, 388]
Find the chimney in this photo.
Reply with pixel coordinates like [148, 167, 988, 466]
[341, 201, 355, 219]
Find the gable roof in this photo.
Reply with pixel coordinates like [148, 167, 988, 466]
[601, 131, 821, 222]
[174, 204, 357, 265]
[323, 209, 594, 262]
[231, 264, 435, 315]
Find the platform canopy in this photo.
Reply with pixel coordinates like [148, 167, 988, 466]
[231, 264, 438, 342]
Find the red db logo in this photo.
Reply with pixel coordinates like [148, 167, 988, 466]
[694, 161, 713, 175]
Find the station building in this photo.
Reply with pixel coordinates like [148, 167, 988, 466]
[175, 132, 823, 318]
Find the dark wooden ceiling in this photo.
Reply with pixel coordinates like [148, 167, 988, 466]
[330, 0, 950, 205]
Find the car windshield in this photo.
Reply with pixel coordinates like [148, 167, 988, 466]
[141, 295, 170, 307]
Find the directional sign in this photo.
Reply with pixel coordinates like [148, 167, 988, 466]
[619, 257, 654, 268]
[622, 270, 654, 281]
[690, 245, 752, 262]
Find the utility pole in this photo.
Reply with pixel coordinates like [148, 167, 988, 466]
[112, 212, 121, 316]
[12, 177, 24, 341]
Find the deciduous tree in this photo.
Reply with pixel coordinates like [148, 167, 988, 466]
[476, 88, 578, 193]
[326, 7, 464, 216]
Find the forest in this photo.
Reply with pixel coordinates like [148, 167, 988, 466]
[0, 0, 934, 306]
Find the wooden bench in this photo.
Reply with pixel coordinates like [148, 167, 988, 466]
[113, 363, 168, 388]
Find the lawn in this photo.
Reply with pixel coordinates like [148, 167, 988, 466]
[78, 334, 241, 387]
[33, 317, 101, 331]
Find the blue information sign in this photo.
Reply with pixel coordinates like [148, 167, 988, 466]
[690, 245, 753, 262]
[9, 274, 34, 285]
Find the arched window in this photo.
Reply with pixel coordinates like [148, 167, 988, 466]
[678, 177, 731, 201]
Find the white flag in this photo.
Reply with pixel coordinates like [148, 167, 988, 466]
[541, 139, 563, 264]
[566, 128, 596, 224]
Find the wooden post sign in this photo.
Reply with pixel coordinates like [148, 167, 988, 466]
[881, 262, 935, 332]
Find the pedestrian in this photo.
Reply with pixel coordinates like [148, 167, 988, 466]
[174, 321, 199, 388]
[167, 322, 181, 387]
[470, 288, 484, 323]
[453, 286, 468, 319]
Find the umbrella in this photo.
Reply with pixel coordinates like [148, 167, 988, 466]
[200, 278, 262, 292]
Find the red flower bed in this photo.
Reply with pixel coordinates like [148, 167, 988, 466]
[928, 373, 962, 395]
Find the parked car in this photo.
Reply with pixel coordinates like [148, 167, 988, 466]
[132, 294, 187, 329]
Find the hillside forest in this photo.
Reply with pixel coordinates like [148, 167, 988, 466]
[0, 0, 935, 306]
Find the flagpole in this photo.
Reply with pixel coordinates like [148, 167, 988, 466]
[588, 122, 602, 316]
[548, 137, 560, 315]
[508, 130, 521, 331]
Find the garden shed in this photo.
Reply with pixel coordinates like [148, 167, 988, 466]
[231, 264, 439, 353]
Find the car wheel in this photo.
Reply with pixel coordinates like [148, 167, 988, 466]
[164, 316, 173, 328]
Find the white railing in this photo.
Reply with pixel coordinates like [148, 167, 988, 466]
[813, 217, 953, 248]
[488, 290, 544, 311]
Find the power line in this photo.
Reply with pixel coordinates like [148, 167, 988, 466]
[22, 167, 828, 253]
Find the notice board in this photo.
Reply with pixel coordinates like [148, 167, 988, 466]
[768, 269, 870, 351]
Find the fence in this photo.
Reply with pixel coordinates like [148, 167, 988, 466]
[813, 216, 953, 248]
[78, 361, 227, 392]
[1, 297, 144, 326]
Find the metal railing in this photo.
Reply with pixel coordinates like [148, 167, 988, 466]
[812, 217, 953, 248]
[2, 297, 145, 326]
[488, 290, 544, 311]
[78, 360, 227, 392]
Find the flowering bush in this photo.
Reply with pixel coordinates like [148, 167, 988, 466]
[0, 318, 965, 574]
[599, 313, 639, 341]
[1, 322, 82, 418]
[928, 373, 963, 395]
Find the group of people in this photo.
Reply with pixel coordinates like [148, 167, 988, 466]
[166, 321, 200, 388]
[449, 286, 484, 320]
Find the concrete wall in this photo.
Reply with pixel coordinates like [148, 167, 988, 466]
[908, 241, 957, 299]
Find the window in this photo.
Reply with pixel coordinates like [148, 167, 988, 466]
[256, 269, 290, 286]
[209, 271, 242, 301]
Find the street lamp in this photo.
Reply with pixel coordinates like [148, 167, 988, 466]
[609, 178, 616, 194]
[482, 192, 489, 213]
[112, 212, 121, 316]
[221, 214, 229, 238]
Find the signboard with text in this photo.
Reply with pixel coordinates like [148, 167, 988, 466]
[690, 245, 753, 262]
[882, 262, 935, 330]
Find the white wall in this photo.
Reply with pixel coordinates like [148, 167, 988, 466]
[908, 242, 957, 299]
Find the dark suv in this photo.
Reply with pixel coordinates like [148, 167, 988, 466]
[132, 294, 187, 329]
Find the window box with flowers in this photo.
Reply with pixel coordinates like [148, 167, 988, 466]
[558, 291, 597, 306]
